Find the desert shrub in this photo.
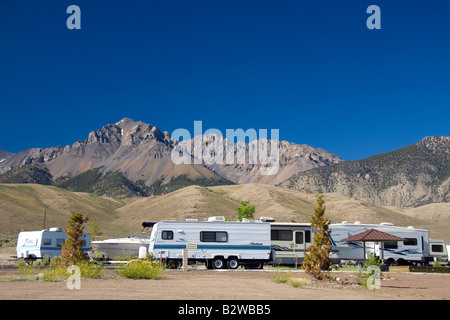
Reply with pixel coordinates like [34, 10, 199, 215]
[273, 272, 291, 284]
[363, 253, 382, 290]
[289, 277, 309, 288]
[118, 259, 164, 280]
[77, 261, 106, 279]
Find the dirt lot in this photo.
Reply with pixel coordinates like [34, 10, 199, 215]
[1, 267, 449, 300]
[1, 247, 449, 300]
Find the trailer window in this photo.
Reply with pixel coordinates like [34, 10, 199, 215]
[295, 232, 304, 244]
[56, 239, 65, 248]
[431, 244, 444, 253]
[162, 230, 173, 240]
[384, 241, 398, 249]
[42, 239, 51, 246]
[403, 238, 417, 246]
[305, 230, 311, 243]
[200, 231, 228, 242]
[271, 230, 292, 241]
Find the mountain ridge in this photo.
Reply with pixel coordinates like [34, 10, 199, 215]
[0, 118, 340, 197]
[280, 136, 450, 207]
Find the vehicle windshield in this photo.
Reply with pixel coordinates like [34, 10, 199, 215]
[129, 232, 151, 239]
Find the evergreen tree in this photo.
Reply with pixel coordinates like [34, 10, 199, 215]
[302, 193, 331, 279]
[60, 211, 89, 266]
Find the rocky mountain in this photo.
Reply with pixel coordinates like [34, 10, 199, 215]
[280, 136, 450, 208]
[195, 137, 341, 185]
[0, 118, 340, 197]
[0, 148, 13, 161]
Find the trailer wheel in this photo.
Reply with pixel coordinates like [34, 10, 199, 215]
[212, 257, 225, 269]
[227, 258, 239, 269]
[397, 259, 406, 266]
[386, 258, 396, 266]
[171, 260, 182, 269]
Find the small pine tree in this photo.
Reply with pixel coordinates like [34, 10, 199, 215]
[302, 193, 331, 280]
[90, 219, 103, 239]
[60, 211, 89, 266]
[237, 200, 255, 220]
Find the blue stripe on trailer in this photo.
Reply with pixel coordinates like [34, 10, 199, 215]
[17, 246, 89, 251]
[153, 244, 271, 250]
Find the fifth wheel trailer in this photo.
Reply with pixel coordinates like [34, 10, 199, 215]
[329, 222, 433, 265]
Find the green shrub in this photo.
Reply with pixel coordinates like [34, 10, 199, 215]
[42, 266, 66, 282]
[273, 272, 291, 284]
[289, 277, 309, 288]
[118, 260, 164, 280]
[77, 261, 106, 279]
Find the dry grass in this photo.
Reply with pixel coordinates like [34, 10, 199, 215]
[1, 183, 449, 242]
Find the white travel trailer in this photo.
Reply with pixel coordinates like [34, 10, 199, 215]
[429, 239, 449, 266]
[16, 228, 90, 261]
[148, 217, 272, 269]
[330, 222, 433, 265]
[270, 222, 340, 266]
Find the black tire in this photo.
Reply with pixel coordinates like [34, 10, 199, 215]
[212, 257, 225, 269]
[172, 260, 182, 269]
[227, 258, 239, 269]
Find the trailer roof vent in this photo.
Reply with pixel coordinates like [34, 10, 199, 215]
[354, 221, 361, 224]
[208, 216, 225, 222]
[341, 221, 349, 224]
[380, 222, 394, 226]
[259, 217, 275, 222]
[49, 227, 63, 232]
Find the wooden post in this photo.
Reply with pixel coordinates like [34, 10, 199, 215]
[363, 242, 366, 264]
[182, 249, 188, 272]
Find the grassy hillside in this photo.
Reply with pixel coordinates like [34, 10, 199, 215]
[0, 184, 124, 239]
[1, 183, 449, 243]
[112, 184, 450, 242]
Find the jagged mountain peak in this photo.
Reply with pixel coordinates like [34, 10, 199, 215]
[0, 117, 342, 198]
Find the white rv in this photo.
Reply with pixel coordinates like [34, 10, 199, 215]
[148, 217, 272, 269]
[429, 239, 449, 266]
[16, 228, 90, 261]
[270, 222, 340, 266]
[330, 222, 433, 265]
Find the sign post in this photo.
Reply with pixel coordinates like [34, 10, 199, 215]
[183, 243, 197, 272]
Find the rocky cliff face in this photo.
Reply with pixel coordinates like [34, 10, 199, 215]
[200, 138, 342, 185]
[0, 118, 341, 189]
[280, 136, 450, 207]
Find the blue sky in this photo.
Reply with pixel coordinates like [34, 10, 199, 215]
[0, 0, 449, 160]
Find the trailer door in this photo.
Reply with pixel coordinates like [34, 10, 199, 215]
[294, 231, 306, 252]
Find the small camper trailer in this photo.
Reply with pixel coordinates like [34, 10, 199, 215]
[429, 239, 449, 266]
[148, 217, 272, 269]
[16, 228, 90, 261]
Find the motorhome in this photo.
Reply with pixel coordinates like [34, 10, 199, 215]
[330, 222, 433, 265]
[148, 217, 272, 269]
[270, 222, 340, 266]
[16, 228, 90, 261]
